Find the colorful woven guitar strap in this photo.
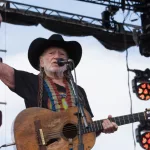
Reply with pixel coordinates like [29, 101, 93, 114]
[44, 76, 76, 112]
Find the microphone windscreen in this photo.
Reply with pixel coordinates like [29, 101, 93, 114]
[57, 58, 65, 66]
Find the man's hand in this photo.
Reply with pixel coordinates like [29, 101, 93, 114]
[102, 115, 118, 133]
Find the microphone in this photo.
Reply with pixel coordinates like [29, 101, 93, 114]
[57, 58, 73, 67]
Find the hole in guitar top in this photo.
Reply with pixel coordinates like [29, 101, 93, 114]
[62, 123, 77, 139]
[46, 138, 59, 146]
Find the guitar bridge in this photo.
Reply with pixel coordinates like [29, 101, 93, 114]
[39, 129, 46, 145]
[34, 120, 46, 147]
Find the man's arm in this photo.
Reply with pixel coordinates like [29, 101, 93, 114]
[0, 63, 15, 89]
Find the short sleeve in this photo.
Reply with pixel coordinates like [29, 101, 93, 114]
[9, 69, 39, 107]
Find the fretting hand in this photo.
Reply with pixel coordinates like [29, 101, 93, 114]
[102, 115, 118, 133]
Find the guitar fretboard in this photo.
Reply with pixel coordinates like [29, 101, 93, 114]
[82, 112, 145, 134]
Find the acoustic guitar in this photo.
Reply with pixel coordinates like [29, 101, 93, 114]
[14, 107, 149, 150]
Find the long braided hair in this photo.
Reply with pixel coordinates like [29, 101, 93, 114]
[38, 67, 45, 107]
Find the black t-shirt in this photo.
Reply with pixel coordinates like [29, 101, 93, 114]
[11, 69, 94, 118]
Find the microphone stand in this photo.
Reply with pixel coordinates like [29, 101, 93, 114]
[66, 64, 88, 150]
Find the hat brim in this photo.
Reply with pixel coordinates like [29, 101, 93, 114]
[28, 38, 82, 70]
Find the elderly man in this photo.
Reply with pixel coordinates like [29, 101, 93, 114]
[0, 34, 118, 149]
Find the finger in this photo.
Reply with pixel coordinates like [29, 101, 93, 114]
[108, 115, 112, 118]
[102, 120, 114, 133]
[105, 117, 118, 132]
[106, 122, 118, 133]
[102, 120, 110, 131]
[103, 119, 118, 133]
[112, 122, 118, 131]
[103, 119, 111, 125]
[107, 124, 115, 133]
[102, 121, 109, 133]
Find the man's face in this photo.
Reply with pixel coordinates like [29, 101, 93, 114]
[40, 47, 68, 73]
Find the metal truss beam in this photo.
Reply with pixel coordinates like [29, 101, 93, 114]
[0, 0, 141, 35]
[0, 102, 6, 105]
[75, 0, 142, 11]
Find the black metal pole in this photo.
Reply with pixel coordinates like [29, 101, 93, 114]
[66, 64, 88, 150]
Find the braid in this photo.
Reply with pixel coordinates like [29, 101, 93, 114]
[38, 67, 44, 107]
[64, 70, 71, 82]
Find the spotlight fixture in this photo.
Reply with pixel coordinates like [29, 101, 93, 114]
[136, 120, 150, 150]
[129, 68, 150, 100]
[139, 33, 150, 57]
[139, 11, 150, 57]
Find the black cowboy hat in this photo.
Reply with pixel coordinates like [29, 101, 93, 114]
[28, 34, 82, 70]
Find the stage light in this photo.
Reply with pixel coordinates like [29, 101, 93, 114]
[136, 83, 150, 100]
[141, 132, 150, 150]
[139, 12, 150, 57]
[136, 121, 150, 150]
[139, 33, 150, 57]
[130, 68, 150, 100]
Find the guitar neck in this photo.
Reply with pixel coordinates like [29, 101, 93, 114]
[82, 112, 146, 134]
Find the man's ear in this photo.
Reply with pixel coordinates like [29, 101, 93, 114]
[39, 56, 44, 67]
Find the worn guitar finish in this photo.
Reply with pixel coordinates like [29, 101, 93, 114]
[14, 106, 148, 150]
[14, 107, 96, 150]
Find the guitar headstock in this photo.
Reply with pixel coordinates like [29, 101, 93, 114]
[144, 108, 150, 121]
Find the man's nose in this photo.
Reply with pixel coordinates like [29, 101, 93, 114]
[53, 52, 61, 58]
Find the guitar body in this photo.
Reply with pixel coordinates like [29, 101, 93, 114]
[14, 107, 96, 150]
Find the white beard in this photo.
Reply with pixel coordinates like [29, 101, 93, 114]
[44, 64, 67, 78]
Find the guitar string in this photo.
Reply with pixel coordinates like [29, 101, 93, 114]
[44, 129, 85, 142]
[43, 124, 106, 141]
[44, 123, 100, 136]
[43, 126, 92, 140]
[43, 116, 143, 140]
[38, 120, 144, 144]
[45, 126, 83, 136]
[44, 127, 98, 143]
[44, 114, 142, 136]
